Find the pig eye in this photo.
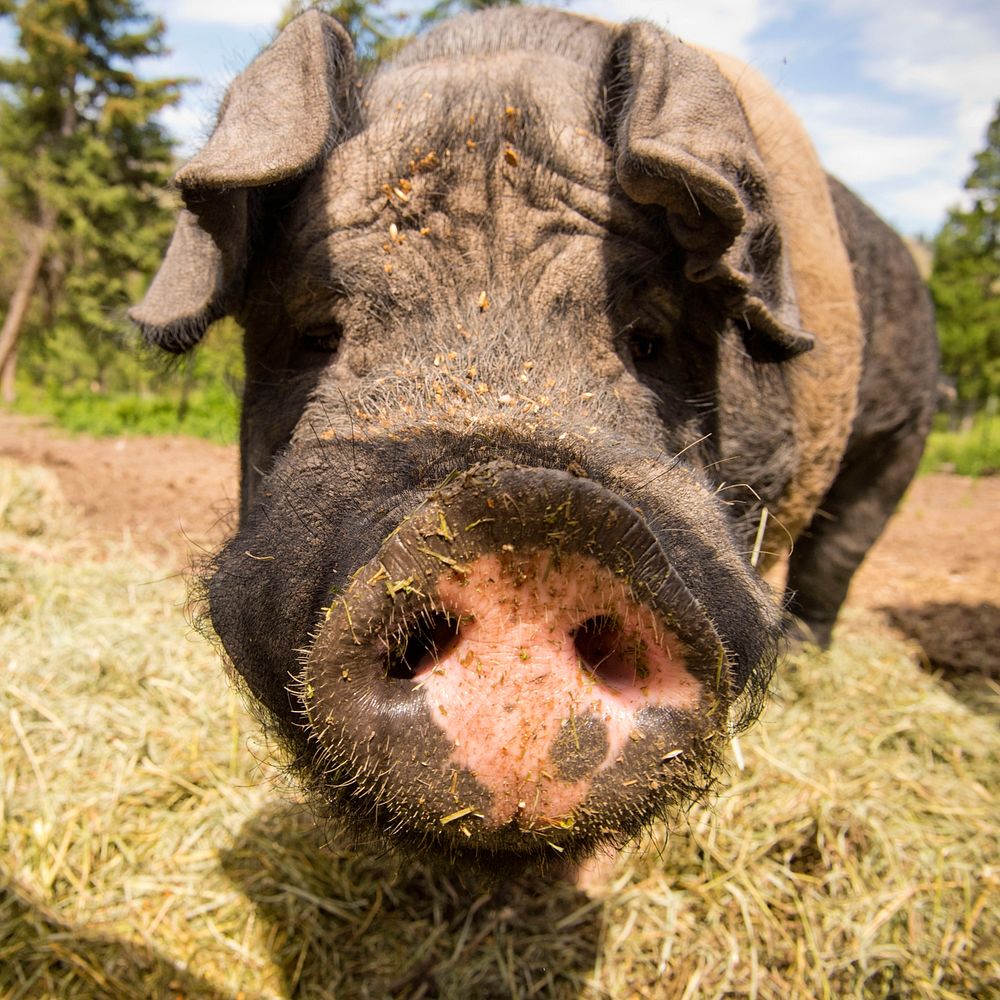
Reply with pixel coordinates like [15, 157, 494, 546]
[300, 325, 342, 353]
[625, 326, 664, 365]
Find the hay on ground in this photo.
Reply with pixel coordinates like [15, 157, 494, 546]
[0, 459, 996, 999]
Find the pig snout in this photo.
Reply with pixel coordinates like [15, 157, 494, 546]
[300, 462, 738, 864]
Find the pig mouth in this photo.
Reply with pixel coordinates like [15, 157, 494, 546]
[298, 462, 744, 870]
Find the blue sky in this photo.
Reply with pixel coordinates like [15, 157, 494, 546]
[4, 1, 998, 236]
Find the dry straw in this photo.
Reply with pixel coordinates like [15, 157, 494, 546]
[1, 459, 996, 998]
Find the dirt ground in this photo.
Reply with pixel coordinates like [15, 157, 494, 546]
[2, 412, 997, 676]
[0, 413, 239, 566]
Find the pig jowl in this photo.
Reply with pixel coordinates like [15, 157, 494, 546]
[208, 432, 782, 871]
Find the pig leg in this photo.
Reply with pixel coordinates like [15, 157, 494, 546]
[784, 411, 930, 648]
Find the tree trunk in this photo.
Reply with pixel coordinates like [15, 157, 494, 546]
[0, 205, 56, 384]
[0, 96, 77, 399]
[1, 343, 17, 403]
[178, 356, 195, 423]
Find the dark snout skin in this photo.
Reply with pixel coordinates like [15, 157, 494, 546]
[208, 433, 781, 870]
[308, 464, 726, 861]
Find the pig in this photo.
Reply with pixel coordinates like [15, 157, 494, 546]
[131, 8, 938, 873]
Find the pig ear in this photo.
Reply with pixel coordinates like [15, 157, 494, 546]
[130, 12, 357, 353]
[174, 11, 356, 190]
[129, 192, 247, 352]
[612, 22, 814, 358]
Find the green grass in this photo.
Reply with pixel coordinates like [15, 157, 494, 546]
[920, 408, 1000, 477]
[1, 458, 997, 999]
[9, 316, 244, 444]
[11, 381, 240, 444]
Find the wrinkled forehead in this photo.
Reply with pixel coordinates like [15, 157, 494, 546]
[279, 57, 662, 321]
[291, 51, 613, 228]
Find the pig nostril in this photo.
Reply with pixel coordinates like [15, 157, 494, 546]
[572, 615, 648, 692]
[385, 611, 461, 680]
[573, 615, 621, 671]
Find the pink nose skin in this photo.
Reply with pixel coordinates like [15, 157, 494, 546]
[408, 550, 702, 830]
[301, 463, 738, 864]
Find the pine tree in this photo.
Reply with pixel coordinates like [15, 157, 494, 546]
[278, 1, 399, 62]
[930, 102, 1000, 408]
[0, 0, 182, 401]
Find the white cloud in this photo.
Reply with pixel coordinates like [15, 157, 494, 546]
[787, 92, 953, 184]
[158, 102, 215, 157]
[787, 91, 961, 232]
[568, 0, 777, 60]
[800, 0, 998, 232]
[818, 129, 952, 189]
[827, 0, 998, 155]
[875, 177, 968, 236]
[160, 0, 285, 28]
[829, 0, 996, 90]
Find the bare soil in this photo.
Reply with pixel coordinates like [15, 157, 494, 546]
[2, 412, 997, 676]
[0, 413, 238, 566]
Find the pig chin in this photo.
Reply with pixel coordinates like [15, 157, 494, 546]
[287, 461, 777, 870]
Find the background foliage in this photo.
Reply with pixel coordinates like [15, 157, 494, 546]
[0, 0, 184, 404]
[930, 101, 1000, 409]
